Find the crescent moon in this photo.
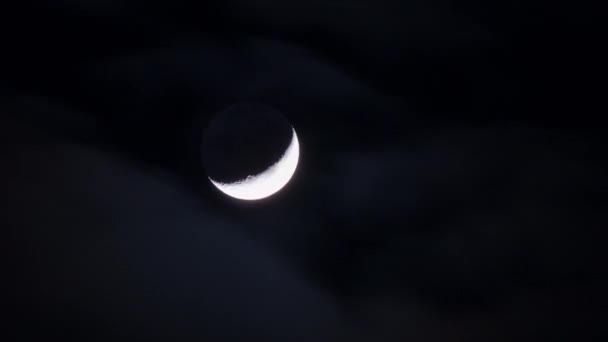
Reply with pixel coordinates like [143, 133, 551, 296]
[209, 128, 300, 201]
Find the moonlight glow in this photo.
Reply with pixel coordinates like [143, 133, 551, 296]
[209, 128, 300, 201]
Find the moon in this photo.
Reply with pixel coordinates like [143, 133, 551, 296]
[203, 104, 300, 201]
[208, 128, 300, 201]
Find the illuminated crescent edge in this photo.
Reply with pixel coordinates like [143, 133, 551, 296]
[208, 128, 300, 200]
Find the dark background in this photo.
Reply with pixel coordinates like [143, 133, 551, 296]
[1, 1, 606, 341]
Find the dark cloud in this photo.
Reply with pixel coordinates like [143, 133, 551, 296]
[314, 125, 607, 340]
[1, 119, 344, 342]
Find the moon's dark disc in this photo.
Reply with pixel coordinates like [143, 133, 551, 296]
[202, 103, 294, 184]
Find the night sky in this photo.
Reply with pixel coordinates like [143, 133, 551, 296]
[1, 1, 606, 341]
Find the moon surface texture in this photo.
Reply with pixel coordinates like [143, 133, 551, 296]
[203, 104, 300, 201]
